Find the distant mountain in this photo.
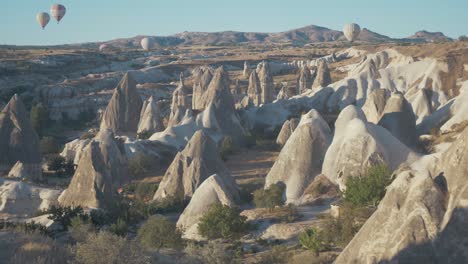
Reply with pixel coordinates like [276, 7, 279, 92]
[407, 31, 453, 43]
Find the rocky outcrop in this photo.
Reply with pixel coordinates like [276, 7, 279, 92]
[247, 71, 262, 106]
[153, 130, 237, 202]
[265, 110, 332, 204]
[258, 61, 275, 104]
[168, 74, 191, 127]
[0, 95, 41, 180]
[276, 84, 289, 100]
[333, 105, 367, 140]
[378, 92, 417, 147]
[192, 66, 214, 111]
[297, 66, 314, 94]
[137, 96, 164, 135]
[407, 88, 433, 124]
[58, 129, 128, 209]
[312, 60, 331, 89]
[276, 118, 300, 146]
[0, 179, 60, 217]
[7, 162, 41, 180]
[361, 89, 389, 124]
[336, 126, 468, 264]
[99, 72, 143, 135]
[322, 117, 419, 190]
[243, 61, 251, 79]
[60, 138, 93, 165]
[176, 174, 239, 240]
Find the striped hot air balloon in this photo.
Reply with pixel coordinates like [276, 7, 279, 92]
[141, 37, 152, 51]
[343, 23, 361, 42]
[36, 12, 50, 30]
[51, 4, 66, 23]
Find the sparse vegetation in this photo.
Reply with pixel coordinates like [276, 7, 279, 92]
[47, 205, 89, 231]
[299, 228, 328, 256]
[137, 215, 183, 250]
[30, 103, 49, 135]
[198, 203, 249, 240]
[134, 182, 159, 201]
[257, 245, 291, 264]
[128, 153, 154, 178]
[108, 218, 129, 237]
[40, 136, 60, 155]
[69, 217, 96, 243]
[46, 155, 75, 176]
[185, 241, 241, 264]
[253, 183, 285, 209]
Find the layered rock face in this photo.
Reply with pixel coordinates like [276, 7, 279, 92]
[362, 89, 389, 123]
[192, 66, 214, 111]
[168, 75, 191, 127]
[297, 66, 314, 94]
[58, 130, 128, 208]
[247, 71, 262, 106]
[99, 72, 143, 135]
[336, 126, 468, 264]
[258, 61, 275, 104]
[312, 60, 332, 89]
[153, 130, 237, 202]
[276, 118, 300, 146]
[265, 110, 332, 204]
[176, 174, 239, 240]
[0, 95, 41, 180]
[377, 92, 417, 147]
[322, 108, 418, 190]
[137, 96, 164, 135]
[243, 61, 251, 79]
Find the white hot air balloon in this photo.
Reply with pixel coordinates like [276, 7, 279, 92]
[36, 12, 50, 30]
[343, 23, 361, 42]
[141, 37, 152, 51]
[51, 4, 66, 23]
[99, 44, 109, 52]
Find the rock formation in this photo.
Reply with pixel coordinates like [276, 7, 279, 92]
[137, 96, 164, 136]
[407, 88, 433, 124]
[333, 105, 367, 140]
[322, 116, 418, 190]
[297, 66, 313, 94]
[168, 74, 191, 127]
[276, 84, 289, 100]
[336, 126, 468, 264]
[7, 161, 41, 181]
[243, 61, 251, 79]
[276, 118, 300, 146]
[258, 61, 275, 104]
[361, 89, 389, 123]
[312, 60, 332, 89]
[176, 174, 239, 240]
[58, 129, 128, 209]
[192, 66, 214, 111]
[378, 92, 417, 147]
[247, 71, 262, 106]
[61, 137, 93, 165]
[0, 95, 41, 180]
[265, 110, 332, 204]
[99, 72, 143, 135]
[153, 130, 237, 202]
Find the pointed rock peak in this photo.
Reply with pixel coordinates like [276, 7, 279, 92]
[179, 72, 185, 86]
[184, 129, 217, 156]
[119, 72, 137, 92]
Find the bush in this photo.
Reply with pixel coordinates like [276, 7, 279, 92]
[185, 241, 241, 264]
[46, 155, 75, 176]
[40, 136, 60, 155]
[219, 136, 234, 161]
[0, 221, 49, 236]
[11, 231, 71, 264]
[108, 218, 128, 237]
[74, 231, 149, 264]
[47, 155, 65, 171]
[135, 182, 159, 201]
[298, 228, 328, 256]
[47, 205, 89, 231]
[197, 203, 249, 240]
[253, 183, 285, 209]
[137, 216, 183, 250]
[147, 196, 189, 215]
[69, 217, 96, 243]
[128, 153, 153, 178]
[343, 165, 392, 207]
[257, 245, 291, 264]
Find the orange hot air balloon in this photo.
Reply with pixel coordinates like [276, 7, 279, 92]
[51, 4, 66, 23]
[36, 12, 50, 30]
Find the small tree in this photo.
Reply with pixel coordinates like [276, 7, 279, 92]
[69, 216, 96, 243]
[47, 205, 88, 231]
[128, 153, 153, 178]
[298, 228, 327, 256]
[108, 218, 128, 237]
[197, 203, 249, 240]
[137, 215, 183, 250]
[253, 183, 285, 209]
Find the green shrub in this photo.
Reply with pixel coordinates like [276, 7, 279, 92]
[74, 231, 149, 264]
[298, 228, 328, 256]
[137, 216, 183, 250]
[185, 241, 241, 264]
[47, 205, 89, 231]
[39, 136, 60, 155]
[219, 136, 234, 161]
[47, 155, 65, 171]
[135, 182, 159, 201]
[197, 203, 249, 240]
[69, 217, 96, 243]
[343, 165, 392, 207]
[147, 196, 188, 215]
[46, 155, 75, 176]
[253, 183, 285, 209]
[128, 153, 153, 178]
[108, 218, 128, 237]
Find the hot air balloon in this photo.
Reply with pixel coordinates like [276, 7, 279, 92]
[36, 12, 50, 30]
[141, 37, 152, 51]
[51, 4, 66, 23]
[343, 23, 361, 42]
[99, 44, 109, 52]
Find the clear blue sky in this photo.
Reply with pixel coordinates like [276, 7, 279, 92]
[2, 0, 467, 45]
